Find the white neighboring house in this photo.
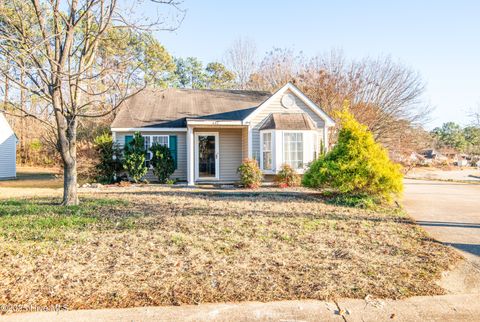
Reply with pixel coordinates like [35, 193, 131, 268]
[0, 112, 17, 180]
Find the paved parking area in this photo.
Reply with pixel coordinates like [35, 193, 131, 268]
[403, 179, 480, 268]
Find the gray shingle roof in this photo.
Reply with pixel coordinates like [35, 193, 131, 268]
[111, 88, 271, 128]
[259, 113, 316, 131]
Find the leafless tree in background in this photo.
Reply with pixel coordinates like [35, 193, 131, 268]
[299, 52, 431, 142]
[469, 104, 480, 127]
[224, 37, 258, 89]
[241, 48, 431, 154]
[247, 48, 305, 90]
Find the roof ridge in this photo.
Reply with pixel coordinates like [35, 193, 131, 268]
[142, 87, 271, 95]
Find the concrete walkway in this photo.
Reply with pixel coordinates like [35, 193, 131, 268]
[2, 294, 480, 322]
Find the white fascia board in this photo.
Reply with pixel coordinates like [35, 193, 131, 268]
[242, 82, 336, 127]
[111, 127, 188, 132]
[185, 119, 244, 126]
[287, 84, 336, 126]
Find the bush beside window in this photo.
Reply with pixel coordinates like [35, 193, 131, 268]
[123, 132, 148, 183]
[237, 159, 263, 189]
[150, 143, 175, 183]
[275, 164, 301, 188]
[302, 107, 403, 202]
[94, 133, 123, 183]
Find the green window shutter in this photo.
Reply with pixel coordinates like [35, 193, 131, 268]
[169, 135, 178, 169]
[124, 135, 133, 150]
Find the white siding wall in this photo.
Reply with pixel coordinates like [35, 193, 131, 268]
[0, 114, 16, 180]
[0, 134, 16, 179]
[114, 131, 187, 181]
[249, 89, 325, 161]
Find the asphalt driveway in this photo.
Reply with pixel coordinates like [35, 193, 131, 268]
[403, 179, 480, 268]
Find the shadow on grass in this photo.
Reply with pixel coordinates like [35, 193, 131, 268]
[0, 171, 63, 188]
[0, 192, 410, 231]
[103, 189, 331, 203]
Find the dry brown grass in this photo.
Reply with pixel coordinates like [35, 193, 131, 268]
[0, 186, 460, 310]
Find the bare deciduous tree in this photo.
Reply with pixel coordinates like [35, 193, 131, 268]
[0, 0, 184, 205]
[298, 51, 431, 152]
[469, 104, 480, 127]
[247, 47, 304, 91]
[243, 47, 431, 154]
[224, 36, 258, 89]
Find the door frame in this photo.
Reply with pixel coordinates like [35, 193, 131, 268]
[194, 132, 220, 181]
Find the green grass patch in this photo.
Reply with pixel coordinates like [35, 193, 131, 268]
[0, 198, 131, 242]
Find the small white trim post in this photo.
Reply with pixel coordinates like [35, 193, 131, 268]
[323, 126, 329, 153]
[247, 126, 253, 159]
[187, 126, 195, 186]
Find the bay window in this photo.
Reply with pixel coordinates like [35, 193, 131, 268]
[259, 130, 312, 173]
[283, 132, 303, 169]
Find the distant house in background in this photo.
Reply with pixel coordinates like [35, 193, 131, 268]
[419, 149, 447, 164]
[419, 148, 477, 167]
[0, 112, 17, 180]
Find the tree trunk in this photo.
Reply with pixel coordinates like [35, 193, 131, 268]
[62, 158, 78, 205]
[20, 69, 26, 164]
[60, 117, 79, 205]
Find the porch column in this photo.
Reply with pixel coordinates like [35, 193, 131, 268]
[247, 126, 253, 159]
[187, 126, 195, 185]
[323, 126, 329, 153]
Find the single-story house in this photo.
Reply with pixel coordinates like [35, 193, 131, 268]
[111, 82, 335, 185]
[0, 112, 17, 180]
[420, 149, 448, 163]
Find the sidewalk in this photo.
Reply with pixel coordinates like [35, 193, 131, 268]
[2, 294, 480, 322]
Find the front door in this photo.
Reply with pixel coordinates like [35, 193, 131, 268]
[195, 133, 219, 180]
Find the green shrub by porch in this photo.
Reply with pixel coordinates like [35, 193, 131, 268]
[150, 143, 175, 183]
[302, 107, 403, 201]
[94, 132, 123, 183]
[123, 132, 148, 183]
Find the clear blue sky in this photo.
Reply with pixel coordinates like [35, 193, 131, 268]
[153, 0, 480, 129]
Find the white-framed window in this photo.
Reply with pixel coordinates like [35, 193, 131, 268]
[313, 132, 323, 160]
[143, 135, 169, 167]
[261, 132, 273, 170]
[283, 132, 303, 169]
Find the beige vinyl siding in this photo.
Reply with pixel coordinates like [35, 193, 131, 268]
[194, 128, 243, 181]
[249, 89, 325, 160]
[114, 131, 187, 181]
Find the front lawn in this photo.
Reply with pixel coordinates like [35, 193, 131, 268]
[0, 187, 460, 309]
[0, 167, 63, 189]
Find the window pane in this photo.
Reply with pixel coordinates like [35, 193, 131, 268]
[262, 132, 272, 170]
[152, 135, 168, 146]
[143, 136, 150, 150]
[283, 133, 303, 169]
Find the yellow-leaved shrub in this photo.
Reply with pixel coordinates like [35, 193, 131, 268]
[302, 107, 403, 202]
